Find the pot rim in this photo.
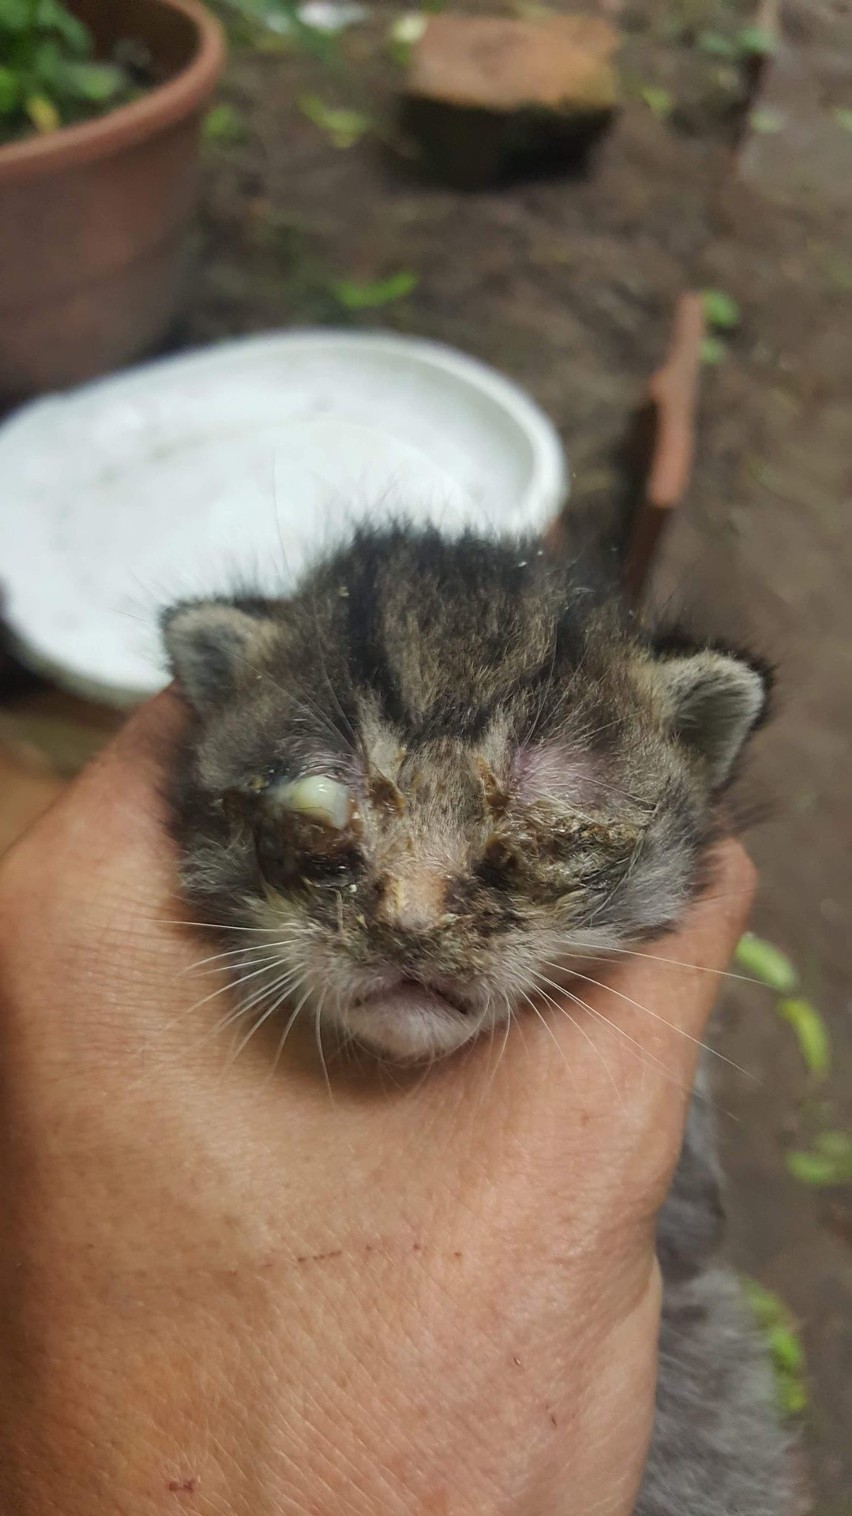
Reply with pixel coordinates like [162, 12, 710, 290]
[0, 0, 225, 185]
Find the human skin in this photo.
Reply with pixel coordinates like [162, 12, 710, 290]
[0, 691, 755, 1516]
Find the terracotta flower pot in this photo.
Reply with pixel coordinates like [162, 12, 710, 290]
[0, 0, 224, 403]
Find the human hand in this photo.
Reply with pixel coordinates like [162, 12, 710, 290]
[0, 692, 755, 1516]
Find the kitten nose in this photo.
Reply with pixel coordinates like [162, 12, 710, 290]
[377, 870, 447, 932]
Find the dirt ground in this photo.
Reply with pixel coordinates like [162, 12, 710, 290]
[1, 0, 849, 1506]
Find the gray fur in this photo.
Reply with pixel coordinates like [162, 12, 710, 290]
[641, 1087, 794, 1514]
[163, 524, 793, 1513]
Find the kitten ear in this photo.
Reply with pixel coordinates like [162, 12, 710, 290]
[653, 646, 770, 787]
[162, 601, 270, 713]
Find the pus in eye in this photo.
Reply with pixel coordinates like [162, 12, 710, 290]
[268, 775, 355, 830]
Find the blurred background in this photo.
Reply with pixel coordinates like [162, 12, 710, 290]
[0, 0, 849, 1507]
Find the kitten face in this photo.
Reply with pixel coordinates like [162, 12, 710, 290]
[165, 528, 768, 1061]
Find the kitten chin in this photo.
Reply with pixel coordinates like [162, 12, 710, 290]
[163, 522, 770, 1064]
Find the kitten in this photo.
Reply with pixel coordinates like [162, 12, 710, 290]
[164, 523, 795, 1514]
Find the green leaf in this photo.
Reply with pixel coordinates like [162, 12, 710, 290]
[814, 1130, 852, 1159]
[0, 0, 32, 32]
[697, 30, 737, 57]
[25, 92, 60, 131]
[699, 335, 727, 365]
[742, 1279, 808, 1417]
[701, 288, 741, 330]
[55, 60, 127, 103]
[743, 1279, 785, 1327]
[640, 85, 672, 120]
[697, 25, 775, 59]
[767, 1323, 804, 1373]
[749, 106, 784, 134]
[0, 64, 20, 115]
[30, 37, 66, 89]
[734, 933, 798, 994]
[390, 12, 427, 45]
[776, 998, 830, 1079]
[387, 9, 427, 65]
[36, 0, 91, 55]
[778, 1378, 808, 1416]
[787, 1133, 852, 1187]
[736, 25, 777, 57]
[203, 102, 246, 143]
[331, 270, 419, 309]
[298, 93, 371, 148]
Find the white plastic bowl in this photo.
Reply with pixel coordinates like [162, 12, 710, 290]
[0, 330, 568, 706]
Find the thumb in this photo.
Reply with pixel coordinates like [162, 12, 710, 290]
[580, 839, 757, 1085]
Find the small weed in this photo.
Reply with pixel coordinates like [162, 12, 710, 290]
[743, 1280, 807, 1417]
[331, 270, 419, 310]
[697, 30, 737, 57]
[749, 106, 784, 135]
[734, 933, 798, 994]
[701, 288, 741, 331]
[299, 94, 370, 148]
[207, 0, 340, 64]
[831, 107, 852, 134]
[735, 933, 834, 1086]
[640, 85, 673, 120]
[777, 999, 830, 1080]
[699, 335, 726, 365]
[787, 1132, 852, 1188]
[696, 26, 775, 60]
[737, 25, 777, 57]
[203, 102, 247, 145]
[387, 11, 427, 67]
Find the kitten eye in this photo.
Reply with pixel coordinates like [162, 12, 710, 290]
[477, 836, 523, 891]
[268, 775, 353, 830]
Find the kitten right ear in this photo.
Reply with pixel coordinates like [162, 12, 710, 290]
[162, 601, 269, 713]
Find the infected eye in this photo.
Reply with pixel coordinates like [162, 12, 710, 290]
[477, 836, 523, 891]
[267, 774, 354, 830]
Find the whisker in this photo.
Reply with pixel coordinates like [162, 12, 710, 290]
[559, 941, 767, 988]
[483, 995, 515, 1099]
[515, 990, 576, 1085]
[230, 980, 302, 1062]
[266, 987, 314, 1083]
[538, 965, 757, 1082]
[309, 589, 359, 748]
[183, 956, 294, 1017]
[159, 918, 294, 934]
[215, 969, 308, 1035]
[527, 982, 623, 1109]
[552, 984, 694, 1097]
[314, 990, 335, 1102]
[186, 948, 295, 977]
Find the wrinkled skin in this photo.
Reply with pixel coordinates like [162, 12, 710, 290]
[0, 693, 757, 1516]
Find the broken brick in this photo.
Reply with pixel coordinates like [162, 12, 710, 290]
[401, 13, 619, 188]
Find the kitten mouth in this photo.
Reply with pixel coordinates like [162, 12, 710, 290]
[345, 975, 480, 1060]
[354, 977, 471, 1018]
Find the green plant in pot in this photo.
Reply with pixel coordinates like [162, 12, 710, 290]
[0, 0, 142, 141]
[0, 0, 225, 401]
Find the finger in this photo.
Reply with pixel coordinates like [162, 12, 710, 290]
[6, 686, 186, 879]
[592, 839, 755, 1054]
[0, 690, 193, 1022]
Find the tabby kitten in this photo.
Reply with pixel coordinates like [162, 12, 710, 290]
[164, 524, 794, 1515]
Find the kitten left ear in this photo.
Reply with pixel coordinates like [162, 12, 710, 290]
[162, 601, 271, 713]
[653, 647, 770, 788]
